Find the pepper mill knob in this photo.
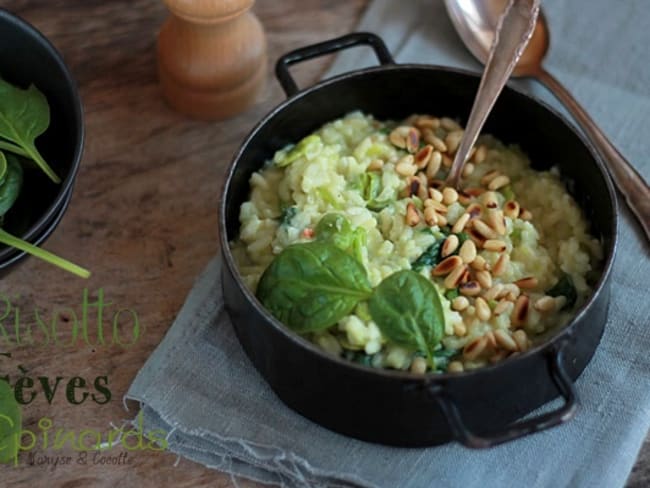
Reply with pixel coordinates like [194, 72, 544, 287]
[157, 0, 267, 120]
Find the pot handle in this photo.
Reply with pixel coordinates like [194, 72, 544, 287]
[275, 32, 394, 97]
[432, 342, 577, 448]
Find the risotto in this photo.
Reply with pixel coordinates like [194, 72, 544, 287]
[230, 112, 602, 374]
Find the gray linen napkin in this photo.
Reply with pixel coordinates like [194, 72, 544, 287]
[127, 0, 650, 486]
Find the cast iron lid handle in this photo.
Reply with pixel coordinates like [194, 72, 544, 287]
[275, 32, 395, 97]
[427, 340, 577, 448]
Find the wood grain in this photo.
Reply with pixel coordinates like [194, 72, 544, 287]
[0, 0, 647, 487]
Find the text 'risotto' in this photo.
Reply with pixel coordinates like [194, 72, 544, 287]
[231, 112, 602, 374]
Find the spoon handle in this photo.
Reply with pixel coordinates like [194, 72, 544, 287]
[447, 0, 540, 187]
[537, 68, 650, 241]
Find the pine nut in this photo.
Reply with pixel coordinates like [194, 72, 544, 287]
[519, 208, 533, 220]
[492, 253, 509, 276]
[483, 239, 507, 252]
[512, 329, 529, 352]
[534, 295, 557, 312]
[463, 336, 488, 361]
[414, 144, 433, 168]
[432, 255, 463, 276]
[389, 127, 405, 148]
[457, 191, 472, 206]
[473, 145, 487, 164]
[489, 351, 508, 364]
[501, 283, 521, 299]
[441, 117, 461, 131]
[554, 296, 567, 309]
[476, 270, 493, 289]
[452, 213, 471, 234]
[406, 127, 420, 153]
[426, 150, 442, 179]
[442, 154, 453, 168]
[475, 297, 492, 321]
[480, 170, 500, 186]
[494, 329, 518, 352]
[442, 187, 459, 205]
[483, 283, 504, 301]
[514, 277, 539, 289]
[425, 132, 448, 152]
[512, 295, 529, 327]
[470, 255, 488, 271]
[503, 200, 520, 219]
[447, 361, 464, 373]
[389, 126, 416, 149]
[445, 130, 464, 154]
[462, 162, 475, 177]
[473, 219, 500, 239]
[417, 173, 428, 200]
[405, 202, 420, 226]
[405, 176, 420, 197]
[486, 209, 506, 235]
[444, 264, 467, 289]
[395, 155, 417, 176]
[423, 205, 438, 226]
[430, 179, 445, 189]
[452, 296, 470, 311]
[415, 116, 440, 130]
[410, 356, 427, 374]
[429, 187, 443, 202]
[488, 175, 510, 190]
[458, 239, 477, 263]
[459, 281, 481, 296]
[465, 187, 485, 197]
[441, 234, 460, 257]
[494, 300, 511, 316]
[453, 322, 467, 336]
[429, 200, 448, 214]
[485, 331, 497, 348]
[466, 203, 483, 219]
[367, 159, 383, 171]
[480, 191, 499, 209]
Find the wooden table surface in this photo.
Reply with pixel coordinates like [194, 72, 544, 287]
[0, 1, 648, 487]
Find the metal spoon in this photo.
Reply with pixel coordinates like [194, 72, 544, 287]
[445, 0, 650, 242]
[446, 0, 540, 188]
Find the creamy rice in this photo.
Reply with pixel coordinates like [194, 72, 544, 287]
[231, 111, 602, 373]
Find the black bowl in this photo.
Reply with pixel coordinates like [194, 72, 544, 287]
[0, 9, 83, 270]
[219, 33, 618, 447]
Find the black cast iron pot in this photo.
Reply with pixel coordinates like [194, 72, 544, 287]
[219, 33, 617, 447]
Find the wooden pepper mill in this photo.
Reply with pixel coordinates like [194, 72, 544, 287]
[157, 0, 267, 120]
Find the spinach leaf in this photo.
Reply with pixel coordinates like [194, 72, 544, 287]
[0, 153, 23, 217]
[546, 272, 577, 309]
[433, 347, 458, 371]
[412, 229, 467, 271]
[359, 172, 393, 211]
[316, 213, 353, 249]
[412, 239, 444, 271]
[0, 378, 21, 465]
[279, 205, 297, 226]
[315, 213, 366, 263]
[444, 288, 459, 301]
[501, 185, 515, 201]
[0, 228, 90, 278]
[0, 151, 7, 185]
[0, 78, 60, 183]
[368, 270, 444, 363]
[275, 134, 321, 167]
[257, 242, 372, 333]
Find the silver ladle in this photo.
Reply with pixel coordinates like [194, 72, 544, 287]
[445, 0, 650, 242]
[446, 0, 540, 188]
